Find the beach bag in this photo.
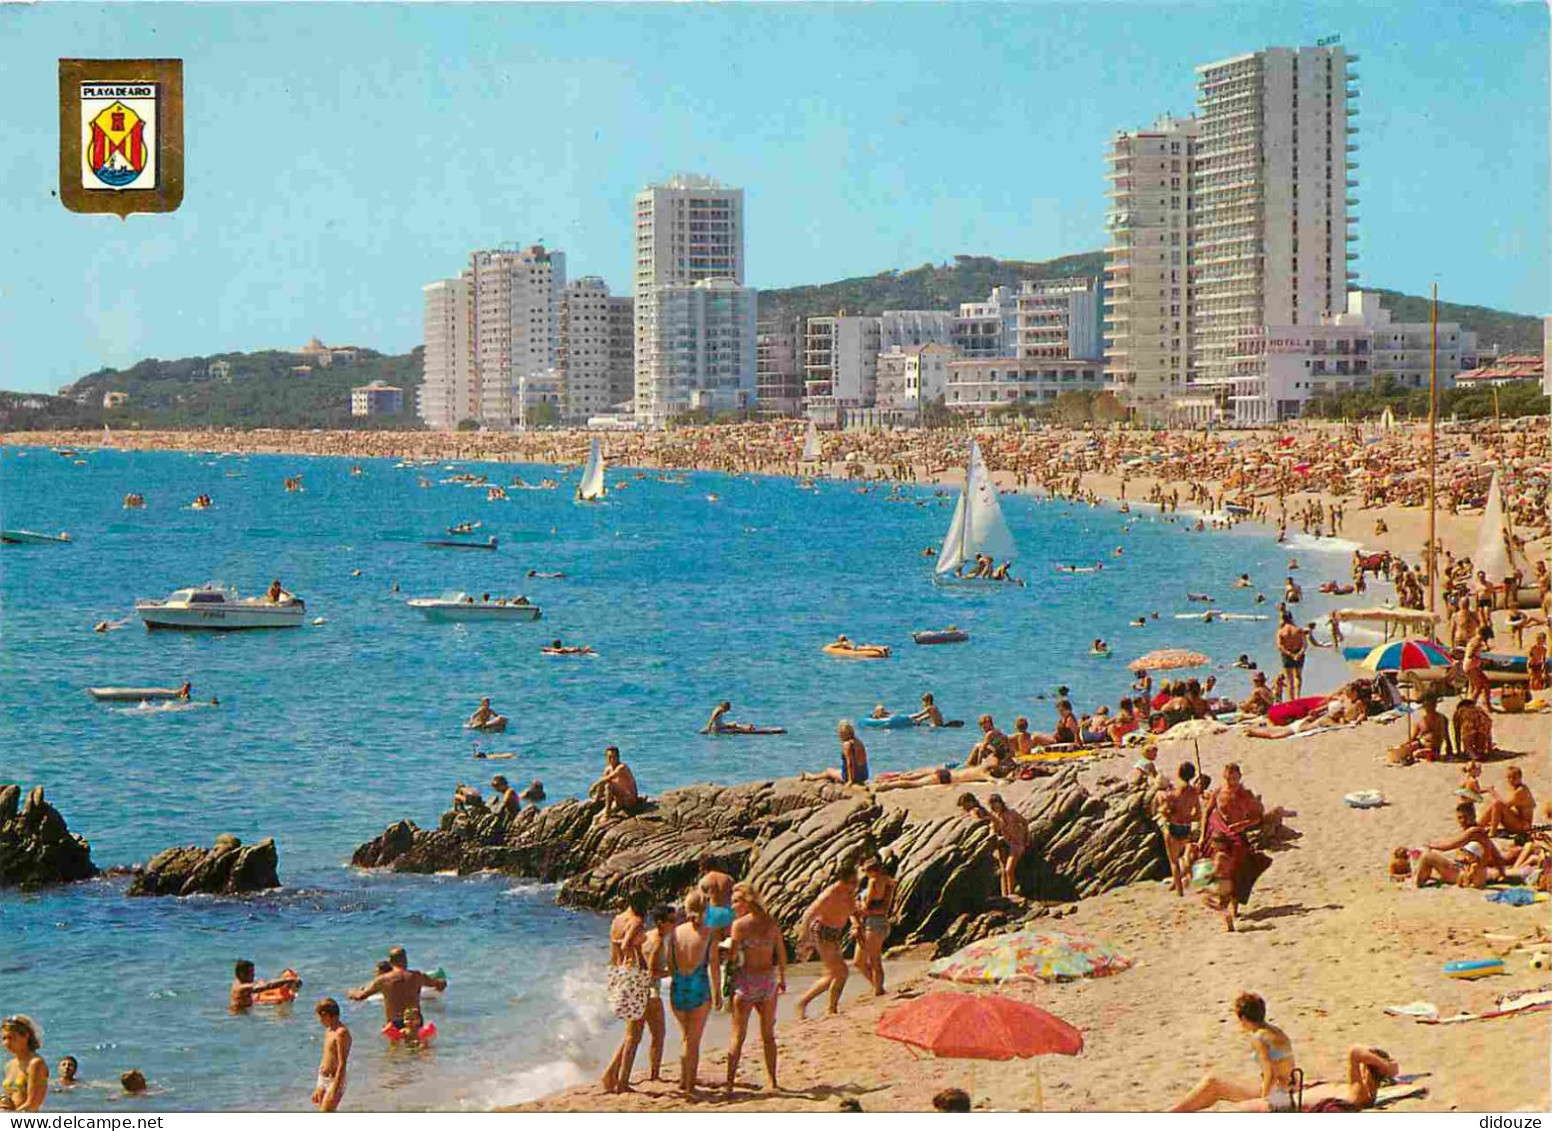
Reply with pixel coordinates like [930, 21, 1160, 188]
[606, 963, 653, 1021]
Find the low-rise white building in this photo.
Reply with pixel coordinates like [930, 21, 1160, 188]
[945, 358, 1105, 416]
[350, 381, 404, 417]
[875, 342, 955, 423]
[1188, 291, 1481, 424]
[954, 287, 1018, 358]
[1016, 278, 1103, 360]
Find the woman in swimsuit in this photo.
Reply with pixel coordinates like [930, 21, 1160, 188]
[724, 883, 786, 1093]
[1, 1015, 48, 1112]
[853, 859, 897, 996]
[666, 890, 720, 1099]
[799, 722, 870, 787]
[795, 863, 859, 1019]
[1169, 992, 1298, 1112]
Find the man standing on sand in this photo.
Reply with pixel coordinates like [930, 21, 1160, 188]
[1197, 763, 1270, 932]
[346, 946, 446, 1033]
[1276, 615, 1308, 699]
[311, 998, 350, 1112]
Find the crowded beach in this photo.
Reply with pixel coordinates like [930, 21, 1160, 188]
[3, 418, 1549, 1113]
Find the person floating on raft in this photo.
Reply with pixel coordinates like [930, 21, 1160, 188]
[700, 700, 785, 735]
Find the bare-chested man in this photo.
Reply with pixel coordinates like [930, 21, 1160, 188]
[910, 693, 946, 727]
[796, 864, 859, 1019]
[1482, 766, 1535, 839]
[589, 746, 640, 817]
[1197, 763, 1267, 931]
[229, 960, 301, 1012]
[697, 856, 736, 945]
[311, 998, 351, 1112]
[346, 946, 446, 1032]
[1157, 763, 1203, 896]
[1275, 616, 1308, 699]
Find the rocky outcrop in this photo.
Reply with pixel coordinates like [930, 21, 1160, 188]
[127, 834, 281, 897]
[0, 784, 98, 888]
[354, 770, 1168, 951]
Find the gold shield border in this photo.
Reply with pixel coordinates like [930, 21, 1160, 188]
[59, 58, 184, 218]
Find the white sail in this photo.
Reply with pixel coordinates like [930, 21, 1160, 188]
[1378, 406, 1395, 433]
[935, 439, 1016, 577]
[576, 437, 606, 501]
[802, 421, 821, 462]
[1473, 470, 1526, 582]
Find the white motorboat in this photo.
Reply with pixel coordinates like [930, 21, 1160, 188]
[0, 529, 72, 545]
[408, 591, 542, 622]
[136, 585, 307, 630]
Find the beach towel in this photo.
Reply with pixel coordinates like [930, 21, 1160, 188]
[1205, 808, 1272, 905]
[1486, 888, 1541, 906]
[1373, 1083, 1429, 1108]
[1266, 695, 1326, 727]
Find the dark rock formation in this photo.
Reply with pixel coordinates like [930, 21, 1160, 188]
[0, 784, 98, 888]
[127, 834, 281, 897]
[352, 770, 1167, 950]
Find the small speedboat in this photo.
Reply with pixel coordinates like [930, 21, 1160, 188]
[0, 529, 71, 545]
[136, 585, 307, 630]
[87, 686, 188, 702]
[408, 592, 541, 621]
[913, 628, 969, 646]
[423, 535, 498, 550]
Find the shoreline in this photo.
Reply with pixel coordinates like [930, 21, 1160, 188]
[10, 426, 1543, 569]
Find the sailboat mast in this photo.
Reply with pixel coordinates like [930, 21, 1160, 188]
[1426, 283, 1437, 614]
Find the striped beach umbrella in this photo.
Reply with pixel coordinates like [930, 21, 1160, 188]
[1355, 637, 1451, 676]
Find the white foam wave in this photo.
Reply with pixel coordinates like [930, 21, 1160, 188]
[1284, 532, 1365, 554]
[487, 964, 616, 1106]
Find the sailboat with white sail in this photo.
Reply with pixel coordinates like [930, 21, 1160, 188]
[576, 437, 606, 502]
[801, 421, 821, 463]
[1474, 469, 1536, 607]
[933, 439, 1019, 586]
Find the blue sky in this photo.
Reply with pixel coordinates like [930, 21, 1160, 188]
[1, 1, 1546, 393]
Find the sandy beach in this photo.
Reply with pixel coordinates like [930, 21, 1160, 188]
[508, 709, 1550, 1113]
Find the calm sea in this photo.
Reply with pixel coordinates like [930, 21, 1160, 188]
[0, 443, 1358, 1110]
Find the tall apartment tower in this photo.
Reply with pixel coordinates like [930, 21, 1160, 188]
[1192, 45, 1359, 416]
[606, 296, 635, 411]
[633, 175, 750, 426]
[419, 273, 476, 429]
[1103, 116, 1200, 415]
[468, 244, 566, 429]
[558, 277, 616, 424]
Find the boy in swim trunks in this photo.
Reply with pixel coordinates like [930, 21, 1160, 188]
[312, 998, 350, 1112]
[1157, 763, 1202, 896]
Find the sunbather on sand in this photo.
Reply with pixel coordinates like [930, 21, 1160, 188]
[1298, 1047, 1402, 1111]
[872, 764, 996, 791]
[1482, 765, 1535, 838]
[1413, 801, 1510, 888]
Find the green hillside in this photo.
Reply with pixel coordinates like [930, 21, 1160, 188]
[1370, 290, 1543, 354]
[757, 252, 1107, 321]
[51, 347, 424, 431]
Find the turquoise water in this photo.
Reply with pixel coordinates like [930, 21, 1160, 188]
[0, 444, 1356, 1110]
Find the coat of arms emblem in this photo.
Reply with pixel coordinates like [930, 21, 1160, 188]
[59, 59, 183, 216]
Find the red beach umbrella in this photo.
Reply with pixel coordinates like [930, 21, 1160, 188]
[876, 991, 1083, 1109]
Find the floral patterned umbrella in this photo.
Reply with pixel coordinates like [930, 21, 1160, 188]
[929, 928, 1134, 985]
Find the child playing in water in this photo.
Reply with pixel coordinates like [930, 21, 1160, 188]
[312, 998, 350, 1112]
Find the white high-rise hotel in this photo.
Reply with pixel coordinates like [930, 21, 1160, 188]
[633, 175, 757, 427]
[1107, 44, 1359, 423]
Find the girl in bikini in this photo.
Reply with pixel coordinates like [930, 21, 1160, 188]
[853, 858, 897, 995]
[725, 883, 786, 1093]
[1169, 992, 1298, 1112]
[0, 1016, 48, 1113]
[666, 890, 720, 1099]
